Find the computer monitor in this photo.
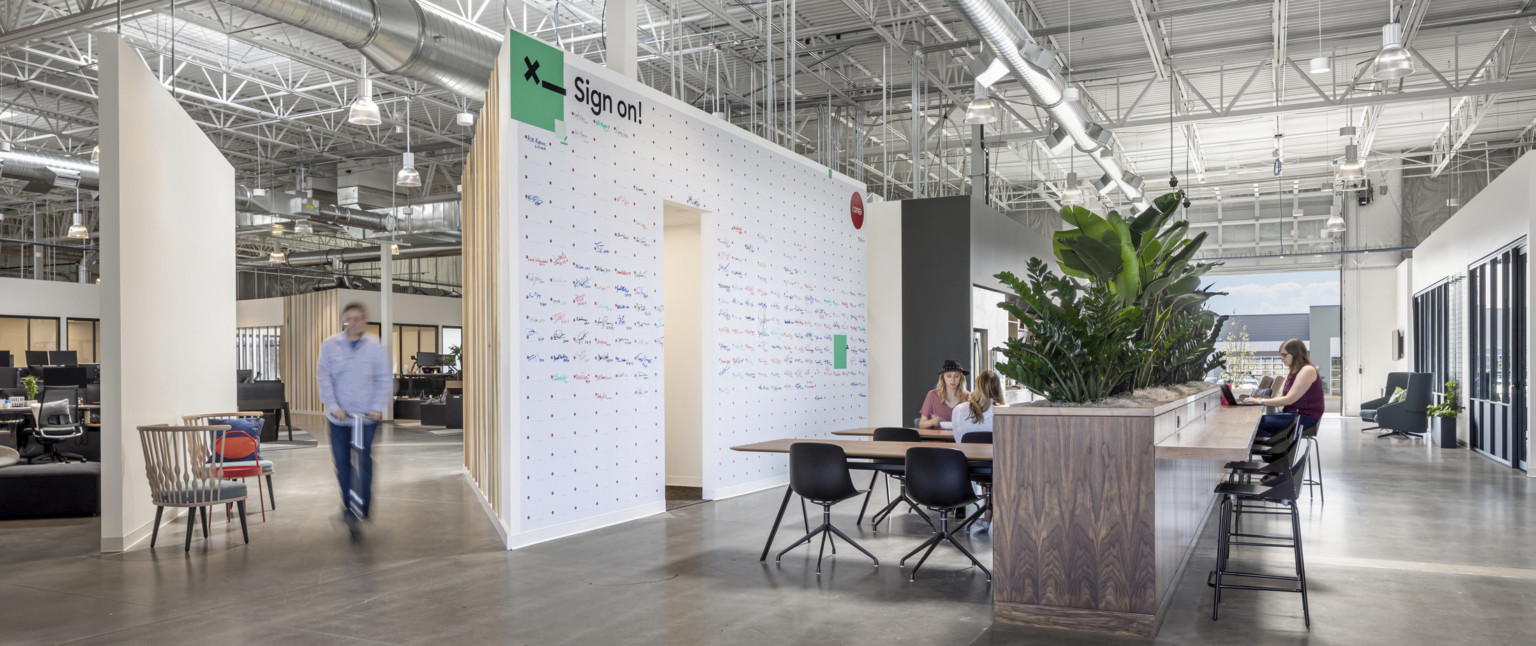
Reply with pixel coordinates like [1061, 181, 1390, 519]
[81, 363, 101, 384]
[48, 350, 78, 366]
[25, 351, 48, 367]
[0, 351, 10, 367]
[42, 366, 88, 388]
[416, 352, 441, 368]
[0, 367, 18, 389]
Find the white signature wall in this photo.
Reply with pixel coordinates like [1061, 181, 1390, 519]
[499, 40, 868, 545]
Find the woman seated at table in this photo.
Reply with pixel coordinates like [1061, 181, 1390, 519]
[1242, 337, 1324, 432]
[918, 360, 969, 429]
[952, 369, 1003, 533]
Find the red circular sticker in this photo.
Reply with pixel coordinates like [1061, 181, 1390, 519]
[850, 192, 865, 229]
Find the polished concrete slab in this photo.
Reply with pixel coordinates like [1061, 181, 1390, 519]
[1, 415, 1532, 645]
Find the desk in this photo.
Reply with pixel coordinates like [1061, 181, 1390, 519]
[732, 438, 992, 561]
[830, 426, 954, 441]
[989, 389, 1261, 637]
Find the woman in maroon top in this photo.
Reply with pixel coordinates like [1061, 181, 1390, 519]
[918, 360, 970, 429]
[1245, 338, 1325, 430]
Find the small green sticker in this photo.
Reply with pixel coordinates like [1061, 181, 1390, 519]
[828, 168, 833, 178]
[833, 335, 847, 369]
[508, 30, 565, 133]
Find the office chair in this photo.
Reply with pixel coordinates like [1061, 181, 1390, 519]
[32, 387, 85, 464]
[900, 447, 991, 582]
[772, 443, 879, 575]
[954, 432, 993, 534]
[862, 427, 935, 532]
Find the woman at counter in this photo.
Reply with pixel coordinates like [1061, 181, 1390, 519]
[1244, 337, 1325, 431]
[918, 360, 969, 429]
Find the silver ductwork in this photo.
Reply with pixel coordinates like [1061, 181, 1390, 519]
[282, 243, 460, 267]
[0, 149, 99, 192]
[948, 0, 1148, 209]
[219, 0, 500, 99]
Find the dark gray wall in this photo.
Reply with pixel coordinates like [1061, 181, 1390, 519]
[901, 196, 973, 422]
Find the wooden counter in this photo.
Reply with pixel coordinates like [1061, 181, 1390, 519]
[990, 388, 1262, 637]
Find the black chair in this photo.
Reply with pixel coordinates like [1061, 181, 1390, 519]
[1211, 442, 1311, 627]
[33, 387, 85, 464]
[900, 447, 991, 582]
[1360, 372, 1431, 440]
[857, 427, 934, 531]
[954, 432, 993, 533]
[772, 443, 879, 575]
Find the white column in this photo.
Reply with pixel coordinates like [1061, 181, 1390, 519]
[604, 0, 637, 80]
[380, 241, 394, 421]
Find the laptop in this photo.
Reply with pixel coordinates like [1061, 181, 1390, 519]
[1221, 383, 1264, 406]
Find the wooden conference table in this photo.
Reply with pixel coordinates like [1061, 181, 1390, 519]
[731, 437, 992, 561]
[830, 426, 955, 441]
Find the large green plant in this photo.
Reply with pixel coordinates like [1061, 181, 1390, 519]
[1050, 193, 1225, 389]
[993, 258, 1147, 403]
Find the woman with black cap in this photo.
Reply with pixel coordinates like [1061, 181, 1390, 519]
[918, 360, 970, 429]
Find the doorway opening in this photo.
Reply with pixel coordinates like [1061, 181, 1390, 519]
[663, 201, 708, 510]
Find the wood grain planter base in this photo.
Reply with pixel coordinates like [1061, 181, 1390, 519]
[990, 388, 1262, 638]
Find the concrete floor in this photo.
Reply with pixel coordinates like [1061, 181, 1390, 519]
[1, 414, 1533, 645]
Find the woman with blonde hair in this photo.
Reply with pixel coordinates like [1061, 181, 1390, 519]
[952, 369, 1004, 444]
[918, 360, 970, 429]
[952, 369, 1004, 533]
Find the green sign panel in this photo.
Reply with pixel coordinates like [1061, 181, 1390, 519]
[833, 335, 847, 370]
[508, 30, 565, 133]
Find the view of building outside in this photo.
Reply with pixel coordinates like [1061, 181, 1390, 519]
[1204, 271, 1343, 412]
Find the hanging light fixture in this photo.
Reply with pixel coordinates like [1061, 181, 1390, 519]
[1338, 143, 1365, 182]
[1371, 0, 1414, 80]
[1059, 172, 1083, 205]
[1324, 212, 1346, 233]
[348, 59, 382, 126]
[396, 99, 422, 187]
[390, 242, 401, 256]
[1308, 0, 1330, 74]
[269, 241, 286, 264]
[964, 86, 999, 125]
[90, 144, 100, 164]
[271, 222, 285, 236]
[66, 186, 88, 239]
[456, 112, 475, 127]
[66, 212, 89, 239]
[294, 220, 313, 235]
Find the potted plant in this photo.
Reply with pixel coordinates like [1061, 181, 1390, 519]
[442, 345, 462, 376]
[21, 375, 39, 402]
[1426, 379, 1462, 448]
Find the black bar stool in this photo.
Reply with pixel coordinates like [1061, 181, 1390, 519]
[899, 447, 991, 582]
[1211, 439, 1312, 627]
[773, 442, 879, 575]
[953, 431, 992, 533]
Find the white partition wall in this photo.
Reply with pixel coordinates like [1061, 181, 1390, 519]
[98, 34, 237, 552]
[475, 32, 868, 548]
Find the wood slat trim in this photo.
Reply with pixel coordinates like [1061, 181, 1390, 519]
[461, 58, 503, 521]
[280, 290, 336, 414]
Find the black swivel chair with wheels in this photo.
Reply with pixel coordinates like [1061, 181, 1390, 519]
[900, 446, 991, 582]
[772, 443, 879, 575]
[32, 387, 85, 464]
[1360, 372, 1431, 440]
[858, 427, 935, 531]
[954, 432, 993, 533]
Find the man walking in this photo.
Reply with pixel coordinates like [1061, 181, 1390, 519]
[316, 302, 394, 535]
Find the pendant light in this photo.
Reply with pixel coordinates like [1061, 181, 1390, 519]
[1309, 0, 1330, 73]
[964, 84, 999, 125]
[396, 99, 422, 187]
[66, 187, 88, 239]
[348, 59, 382, 126]
[1324, 211, 1346, 233]
[66, 212, 89, 239]
[294, 220, 313, 235]
[1338, 144, 1365, 181]
[90, 145, 100, 164]
[269, 240, 286, 264]
[1059, 172, 1083, 205]
[1371, 0, 1414, 80]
